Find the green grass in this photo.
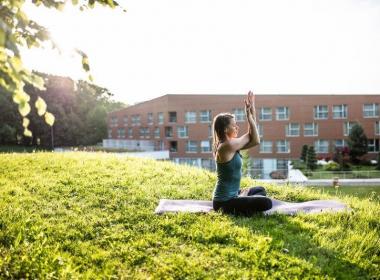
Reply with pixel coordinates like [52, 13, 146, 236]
[310, 186, 380, 202]
[0, 152, 379, 279]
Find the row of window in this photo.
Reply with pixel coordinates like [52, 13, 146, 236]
[111, 121, 380, 139]
[109, 103, 379, 127]
[167, 140, 212, 153]
[259, 139, 380, 153]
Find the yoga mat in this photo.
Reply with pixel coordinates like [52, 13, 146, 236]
[154, 198, 351, 215]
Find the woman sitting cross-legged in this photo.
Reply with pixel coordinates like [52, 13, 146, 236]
[212, 91, 272, 216]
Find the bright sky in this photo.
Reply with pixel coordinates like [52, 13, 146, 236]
[23, 0, 380, 105]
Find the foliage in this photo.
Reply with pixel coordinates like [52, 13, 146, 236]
[0, 0, 124, 136]
[0, 152, 379, 278]
[348, 123, 368, 164]
[0, 72, 126, 147]
[241, 150, 250, 176]
[306, 146, 317, 170]
[290, 160, 307, 171]
[300, 144, 308, 161]
[377, 152, 380, 171]
[323, 162, 340, 172]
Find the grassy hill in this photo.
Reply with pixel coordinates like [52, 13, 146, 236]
[0, 152, 379, 279]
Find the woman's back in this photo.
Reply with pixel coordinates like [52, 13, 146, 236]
[213, 149, 242, 201]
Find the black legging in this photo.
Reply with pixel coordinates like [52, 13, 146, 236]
[213, 186, 272, 216]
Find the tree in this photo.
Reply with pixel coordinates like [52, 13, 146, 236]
[348, 123, 368, 164]
[241, 150, 251, 177]
[0, 0, 124, 137]
[377, 151, 380, 171]
[306, 146, 317, 170]
[300, 144, 308, 161]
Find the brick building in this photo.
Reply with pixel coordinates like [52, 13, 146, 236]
[106, 94, 380, 177]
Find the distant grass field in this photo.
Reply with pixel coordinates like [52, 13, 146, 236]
[311, 186, 380, 201]
[0, 152, 379, 279]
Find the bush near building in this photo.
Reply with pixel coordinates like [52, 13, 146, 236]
[348, 123, 368, 164]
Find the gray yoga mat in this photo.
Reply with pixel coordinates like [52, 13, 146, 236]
[154, 197, 350, 215]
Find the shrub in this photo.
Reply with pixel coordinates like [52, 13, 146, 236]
[300, 145, 308, 161]
[323, 162, 340, 171]
[307, 146, 318, 170]
[269, 170, 287, 179]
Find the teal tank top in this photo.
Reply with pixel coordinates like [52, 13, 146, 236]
[212, 150, 242, 201]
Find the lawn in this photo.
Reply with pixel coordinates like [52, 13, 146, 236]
[310, 186, 380, 202]
[0, 152, 379, 279]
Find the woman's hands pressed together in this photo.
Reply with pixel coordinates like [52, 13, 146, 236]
[244, 90, 257, 122]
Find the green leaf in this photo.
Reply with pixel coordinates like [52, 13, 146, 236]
[23, 128, 32, 137]
[72, 0, 79, 5]
[18, 102, 31, 117]
[35, 96, 47, 116]
[82, 55, 90, 72]
[22, 117, 30, 128]
[44, 111, 55, 126]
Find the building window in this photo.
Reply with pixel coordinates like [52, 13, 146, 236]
[257, 123, 263, 138]
[168, 112, 177, 123]
[110, 116, 118, 127]
[334, 139, 347, 150]
[232, 108, 245, 122]
[368, 139, 380, 153]
[158, 112, 164, 124]
[375, 121, 380, 135]
[201, 140, 211, 153]
[132, 115, 141, 126]
[200, 110, 212, 123]
[208, 125, 212, 138]
[332, 104, 347, 119]
[147, 113, 153, 125]
[304, 123, 318, 136]
[363, 103, 379, 118]
[123, 115, 128, 126]
[276, 107, 289, 120]
[139, 127, 150, 139]
[154, 127, 160, 138]
[108, 129, 112, 138]
[169, 141, 177, 152]
[343, 122, 357, 136]
[276, 140, 290, 153]
[260, 141, 272, 153]
[315, 140, 329, 153]
[185, 111, 197, 123]
[285, 123, 300, 137]
[277, 159, 288, 170]
[117, 128, 126, 139]
[314, 105, 328, 119]
[177, 126, 189, 138]
[186, 140, 198, 153]
[128, 128, 133, 138]
[259, 107, 272, 121]
[165, 126, 173, 138]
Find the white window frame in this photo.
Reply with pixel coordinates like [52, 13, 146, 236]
[260, 140, 272, 153]
[276, 140, 290, 153]
[257, 123, 263, 138]
[314, 105, 328, 120]
[185, 111, 197, 124]
[110, 116, 118, 127]
[334, 139, 347, 150]
[332, 104, 347, 119]
[367, 139, 380, 153]
[343, 122, 356, 136]
[201, 140, 211, 153]
[158, 112, 164, 125]
[200, 110, 212, 123]
[276, 107, 289, 120]
[259, 107, 272, 121]
[375, 121, 380, 136]
[177, 126, 189, 138]
[315, 140, 329, 153]
[363, 103, 379, 118]
[128, 128, 133, 138]
[154, 127, 160, 138]
[304, 123, 318, 137]
[186, 140, 198, 153]
[232, 108, 245, 122]
[147, 113, 153, 125]
[285, 123, 300, 137]
[117, 128, 126, 139]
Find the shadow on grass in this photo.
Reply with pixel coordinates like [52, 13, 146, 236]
[228, 212, 371, 279]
